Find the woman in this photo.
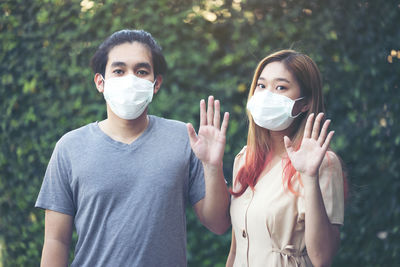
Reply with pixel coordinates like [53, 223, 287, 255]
[226, 50, 346, 267]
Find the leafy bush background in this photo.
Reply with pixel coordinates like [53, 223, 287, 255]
[1, 0, 399, 266]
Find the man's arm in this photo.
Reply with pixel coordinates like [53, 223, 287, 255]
[41, 210, 73, 267]
[187, 96, 231, 235]
[193, 164, 230, 234]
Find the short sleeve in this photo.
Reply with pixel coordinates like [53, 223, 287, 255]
[297, 151, 345, 225]
[188, 150, 205, 206]
[318, 151, 345, 225]
[35, 139, 76, 216]
[231, 146, 246, 193]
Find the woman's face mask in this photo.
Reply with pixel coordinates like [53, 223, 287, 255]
[247, 90, 304, 131]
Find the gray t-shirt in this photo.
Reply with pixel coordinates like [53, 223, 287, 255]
[35, 115, 205, 266]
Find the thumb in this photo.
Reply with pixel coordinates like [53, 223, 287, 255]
[283, 136, 294, 155]
[186, 123, 198, 146]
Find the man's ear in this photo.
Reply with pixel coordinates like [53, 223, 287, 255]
[94, 73, 104, 93]
[153, 75, 163, 94]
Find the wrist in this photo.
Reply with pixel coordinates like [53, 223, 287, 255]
[301, 173, 319, 187]
[202, 162, 223, 172]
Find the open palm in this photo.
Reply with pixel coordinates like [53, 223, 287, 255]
[284, 113, 334, 177]
[187, 96, 229, 167]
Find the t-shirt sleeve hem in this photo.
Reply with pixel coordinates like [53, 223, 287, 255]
[35, 203, 75, 217]
[329, 217, 344, 226]
[190, 193, 205, 207]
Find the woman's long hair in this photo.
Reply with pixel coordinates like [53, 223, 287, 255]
[231, 50, 347, 198]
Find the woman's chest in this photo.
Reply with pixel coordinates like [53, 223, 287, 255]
[231, 167, 303, 239]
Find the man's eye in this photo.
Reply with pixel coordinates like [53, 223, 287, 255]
[113, 69, 124, 75]
[137, 70, 149, 75]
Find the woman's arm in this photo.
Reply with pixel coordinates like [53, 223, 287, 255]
[226, 229, 236, 267]
[284, 113, 341, 266]
[303, 177, 340, 267]
[41, 210, 73, 267]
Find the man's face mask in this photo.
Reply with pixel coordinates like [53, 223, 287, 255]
[102, 74, 155, 120]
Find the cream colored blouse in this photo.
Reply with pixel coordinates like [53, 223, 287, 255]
[230, 147, 344, 267]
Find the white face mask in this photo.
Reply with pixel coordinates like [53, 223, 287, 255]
[102, 74, 155, 120]
[247, 90, 304, 131]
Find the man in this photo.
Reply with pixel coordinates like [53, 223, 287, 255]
[35, 29, 230, 266]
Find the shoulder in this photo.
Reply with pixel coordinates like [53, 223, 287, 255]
[235, 146, 247, 161]
[233, 146, 246, 169]
[233, 146, 247, 178]
[318, 150, 344, 188]
[56, 123, 95, 150]
[149, 115, 189, 143]
[320, 150, 343, 174]
[150, 115, 187, 132]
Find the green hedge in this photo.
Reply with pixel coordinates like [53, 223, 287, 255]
[1, 0, 399, 266]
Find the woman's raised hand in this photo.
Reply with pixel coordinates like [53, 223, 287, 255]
[284, 113, 334, 178]
[187, 96, 229, 167]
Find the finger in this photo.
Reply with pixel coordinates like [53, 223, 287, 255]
[317, 119, 331, 146]
[220, 112, 229, 136]
[207, 95, 214, 126]
[303, 113, 315, 139]
[284, 136, 294, 155]
[322, 130, 335, 151]
[213, 99, 221, 129]
[186, 123, 198, 146]
[200, 99, 206, 126]
[311, 113, 324, 140]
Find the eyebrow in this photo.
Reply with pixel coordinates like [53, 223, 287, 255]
[110, 61, 152, 70]
[135, 62, 152, 70]
[258, 77, 291, 83]
[111, 61, 127, 68]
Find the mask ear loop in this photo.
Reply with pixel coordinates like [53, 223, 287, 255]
[290, 97, 306, 118]
[98, 75, 106, 93]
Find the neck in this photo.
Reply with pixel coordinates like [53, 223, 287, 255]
[99, 106, 150, 144]
[268, 124, 297, 156]
[268, 131, 286, 156]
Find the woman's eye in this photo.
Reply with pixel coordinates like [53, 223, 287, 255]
[276, 85, 286, 90]
[257, 83, 266, 89]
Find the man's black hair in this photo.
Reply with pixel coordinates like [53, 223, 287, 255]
[90, 29, 167, 78]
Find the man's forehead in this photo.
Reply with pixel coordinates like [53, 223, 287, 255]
[107, 42, 153, 67]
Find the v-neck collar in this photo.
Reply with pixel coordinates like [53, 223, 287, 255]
[91, 116, 155, 150]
